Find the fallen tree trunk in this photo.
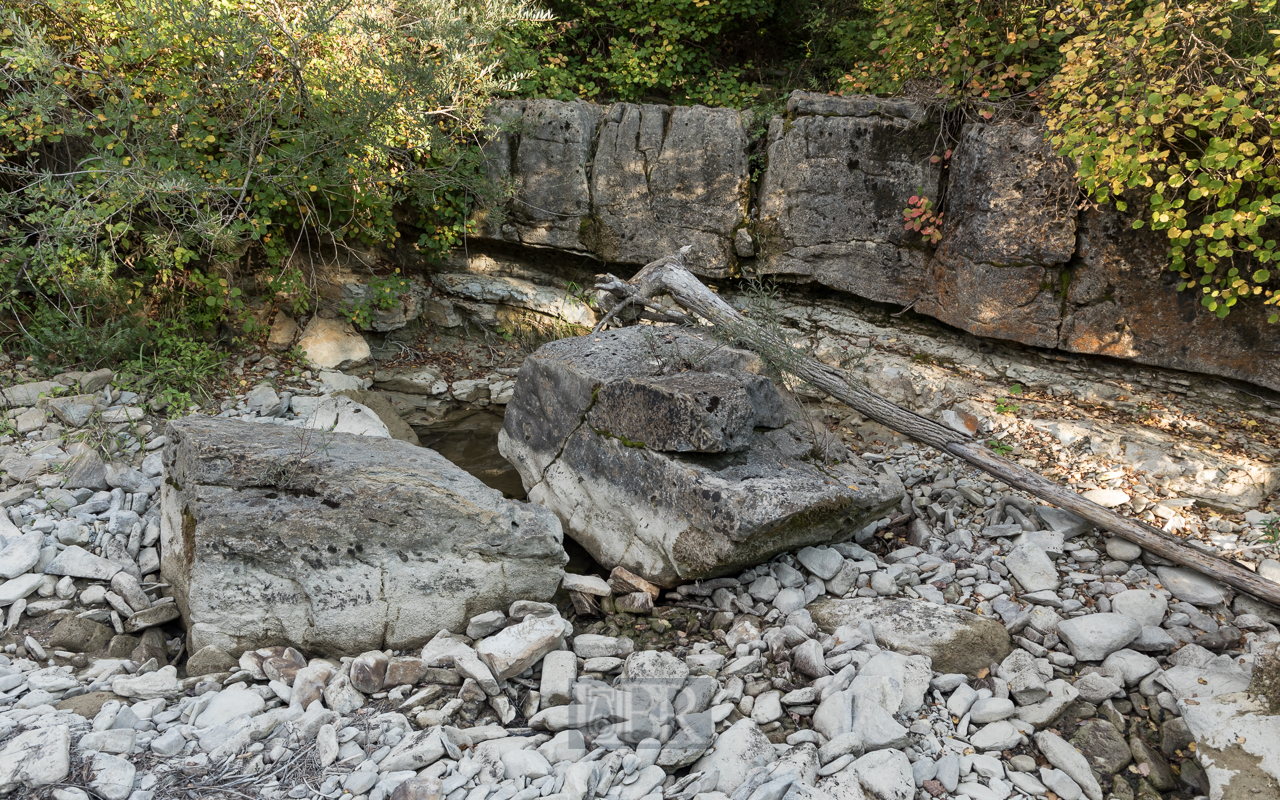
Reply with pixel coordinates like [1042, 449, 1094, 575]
[594, 248, 1280, 607]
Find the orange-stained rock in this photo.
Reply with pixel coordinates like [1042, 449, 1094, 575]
[1059, 208, 1280, 390]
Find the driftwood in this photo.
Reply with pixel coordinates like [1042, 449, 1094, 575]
[594, 248, 1280, 607]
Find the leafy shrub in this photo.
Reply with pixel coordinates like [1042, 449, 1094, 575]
[502, 0, 884, 107]
[1045, 0, 1280, 322]
[837, 0, 1068, 115]
[796, 0, 879, 83]
[903, 193, 944, 243]
[840, 0, 1279, 323]
[7, 298, 151, 370]
[503, 0, 776, 106]
[121, 319, 229, 401]
[0, 0, 546, 370]
[340, 269, 410, 328]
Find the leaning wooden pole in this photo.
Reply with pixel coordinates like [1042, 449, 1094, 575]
[594, 248, 1280, 607]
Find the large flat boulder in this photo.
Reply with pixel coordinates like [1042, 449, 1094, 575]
[498, 327, 903, 587]
[475, 100, 601, 252]
[475, 100, 749, 278]
[917, 122, 1076, 349]
[1059, 206, 1280, 391]
[431, 273, 597, 328]
[161, 417, 566, 656]
[1159, 652, 1280, 798]
[809, 596, 1012, 676]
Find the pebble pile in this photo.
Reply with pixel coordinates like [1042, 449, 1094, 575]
[0, 357, 1276, 800]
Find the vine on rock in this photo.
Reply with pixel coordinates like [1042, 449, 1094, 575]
[844, 0, 1280, 323]
[903, 195, 944, 244]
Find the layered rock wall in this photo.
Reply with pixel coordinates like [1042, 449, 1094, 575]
[471, 92, 1279, 391]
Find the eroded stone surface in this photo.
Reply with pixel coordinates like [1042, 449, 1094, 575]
[161, 416, 566, 655]
[755, 94, 938, 304]
[466, 94, 1280, 391]
[498, 327, 902, 586]
[587, 104, 749, 278]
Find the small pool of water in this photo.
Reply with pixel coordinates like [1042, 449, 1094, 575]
[413, 407, 528, 500]
[415, 405, 609, 581]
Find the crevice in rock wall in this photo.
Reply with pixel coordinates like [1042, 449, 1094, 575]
[582, 105, 603, 219]
[506, 124, 521, 187]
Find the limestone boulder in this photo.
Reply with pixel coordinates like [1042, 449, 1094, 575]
[296, 317, 370, 370]
[587, 371, 789, 454]
[431, 273, 596, 328]
[498, 327, 902, 587]
[267, 312, 298, 352]
[0, 380, 61, 408]
[476, 100, 601, 252]
[1179, 690, 1280, 798]
[334, 390, 421, 445]
[372, 366, 449, 396]
[1061, 206, 1280, 391]
[917, 122, 1076, 349]
[475, 100, 749, 277]
[586, 103, 749, 278]
[161, 417, 566, 656]
[289, 395, 391, 439]
[0, 725, 71, 792]
[809, 596, 1012, 676]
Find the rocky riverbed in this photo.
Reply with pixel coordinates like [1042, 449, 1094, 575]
[0, 309, 1276, 800]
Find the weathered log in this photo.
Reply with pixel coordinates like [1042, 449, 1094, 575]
[595, 248, 1280, 607]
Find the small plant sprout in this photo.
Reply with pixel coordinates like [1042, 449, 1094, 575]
[903, 195, 944, 244]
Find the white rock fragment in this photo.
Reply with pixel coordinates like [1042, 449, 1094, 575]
[477, 613, 567, 681]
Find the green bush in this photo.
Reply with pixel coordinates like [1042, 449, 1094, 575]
[502, 0, 881, 107]
[504, 0, 774, 106]
[0, 0, 546, 370]
[837, 0, 1279, 323]
[1045, 0, 1280, 322]
[837, 0, 1067, 113]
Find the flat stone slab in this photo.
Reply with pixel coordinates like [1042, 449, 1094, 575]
[161, 417, 566, 656]
[1178, 692, 1280, 799]
[0, 381, 62, 408]
[44, 546, 121, 581]
[1156, 566, 1228, 606]
[809, 596, 1011, 676]
[587, 371, 788, 453]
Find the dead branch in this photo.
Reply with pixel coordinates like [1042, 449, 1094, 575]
[594, 247, 1280, 608]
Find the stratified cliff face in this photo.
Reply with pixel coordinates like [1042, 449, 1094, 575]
[470, 92, 1279, 392]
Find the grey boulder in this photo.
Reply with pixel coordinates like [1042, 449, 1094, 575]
[0, 725, 71, 792]
[498, 327, 902, 587]
[161, 416, 566, 656]
[477, 100, 749, 278]
[1155, 566, 1229, 606]
[755, 93, 938, 307]
[1056, 614, 1141, 662]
